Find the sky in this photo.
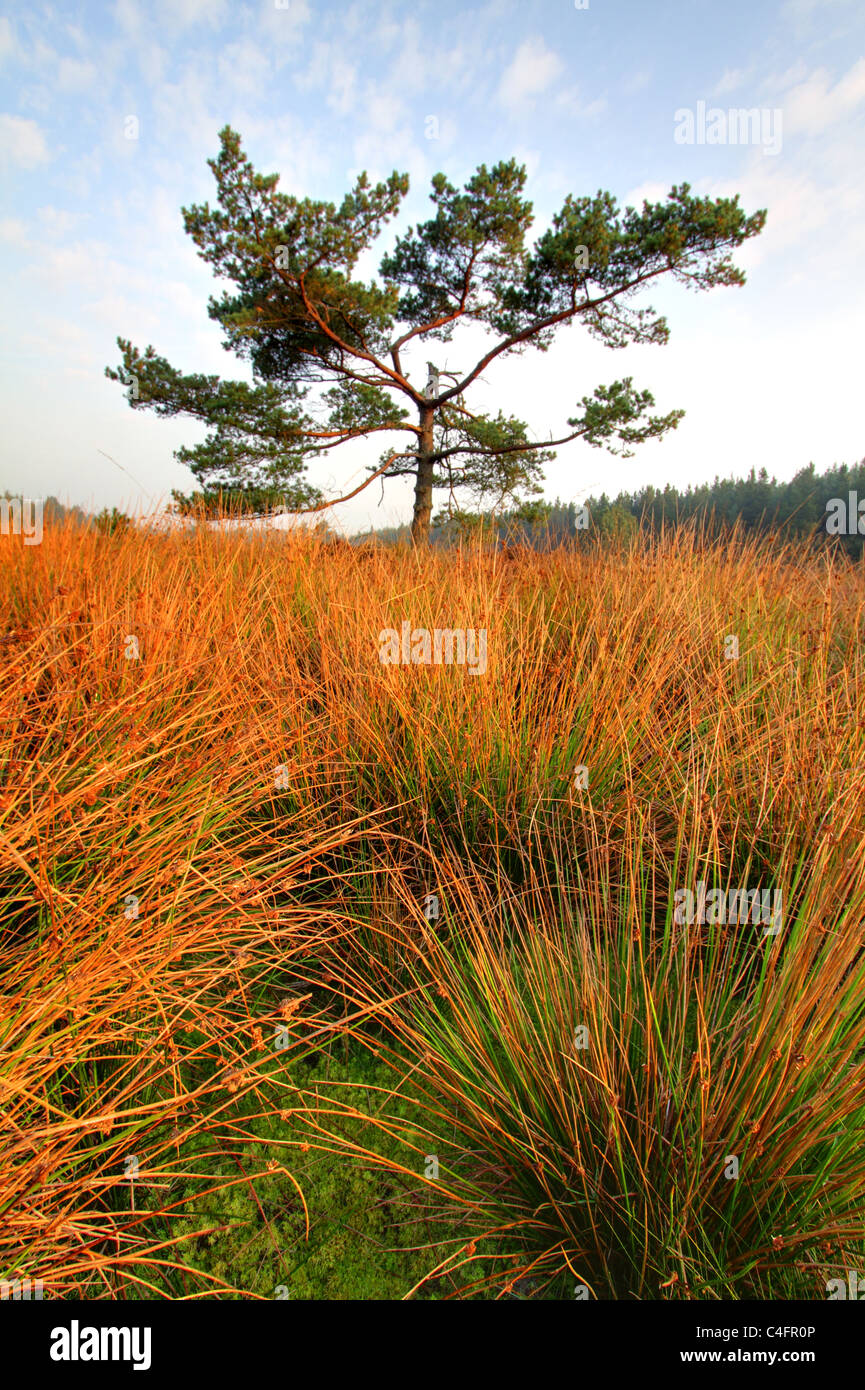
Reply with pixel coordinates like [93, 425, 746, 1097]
[1, 0, 864, 534]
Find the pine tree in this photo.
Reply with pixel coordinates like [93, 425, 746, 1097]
[106, 127, 766, 544]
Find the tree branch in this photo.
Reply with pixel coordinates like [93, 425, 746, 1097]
[290, 450, 412, 514]
[431, 425, 586, 465]
[439, 261, 678, 405]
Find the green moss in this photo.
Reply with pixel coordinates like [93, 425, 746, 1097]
[123, 1049, 504, 1300]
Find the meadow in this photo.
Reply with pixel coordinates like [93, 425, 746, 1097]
[1, 513, 864, 1300]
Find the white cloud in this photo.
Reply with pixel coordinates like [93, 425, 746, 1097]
[157, 0, 229, 29]
[63, 23, 91, 55]
[512, 145, 542, 181]
[57, 57, 98, 91]
[366, 90, 408, 133]
[349, 113, 428, 191]
[781, 0, 857, 20]
[497, 37, 564, 108]
[0, 115, 51, 169]
[326, 57, 358, 117]
[623, 70, 651, 95]
[138, 42, 169, 85]
[0, 218, 29, 245]
[622, 180, 670, 209]
[31, 37, 59, 67]
[704, 128, 865, 277]
[555, 89, 607, 120]
[149, 66, 219, 150]
[112, 0, 143, 38]
[731, 167, 831, 263]
[766, 58, 809, 92]
[217, 38, 273, 97]
[260, 0, 312, 49]
[235, 112, 329, 196]
[37, 206, 86, 238]
[0, 17, 17, 60]
[715, 67, 748, 95]
[369, 15, 401, 53]
[782, 57, 865, 136]
[426, 113, 460, 152]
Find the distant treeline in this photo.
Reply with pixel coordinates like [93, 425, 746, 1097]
[355, 461, 865, 553]
[584, 460, 865, 554]
[10, 460, 865, 554]
[1, 494, 127, 532]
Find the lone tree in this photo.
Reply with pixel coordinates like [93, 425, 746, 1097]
[107, 126, 765, 544]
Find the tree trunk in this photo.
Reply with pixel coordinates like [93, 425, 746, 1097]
[410, 403, 435, 546]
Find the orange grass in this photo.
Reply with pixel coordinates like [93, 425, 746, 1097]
[1, 510, 863, 1297]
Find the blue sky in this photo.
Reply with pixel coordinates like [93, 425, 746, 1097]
[1, 0, 864, 531]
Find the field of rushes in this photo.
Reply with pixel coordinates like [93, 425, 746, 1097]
[1, 511, 864, 1298]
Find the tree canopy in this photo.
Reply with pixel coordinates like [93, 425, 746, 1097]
[107, 126, 766, 542]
